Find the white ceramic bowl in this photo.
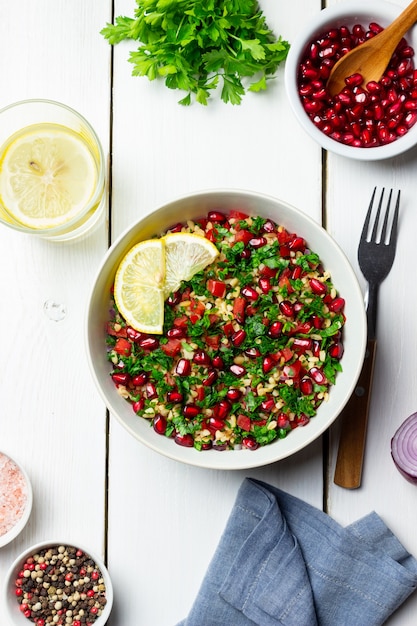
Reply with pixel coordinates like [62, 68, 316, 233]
[3, 540, 113, 625]
[85, 189, 366, 470]
[0, 451, 32, 548]
[285, 1, 417, 160]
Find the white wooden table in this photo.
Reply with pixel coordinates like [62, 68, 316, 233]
[1, 1, 417, 624]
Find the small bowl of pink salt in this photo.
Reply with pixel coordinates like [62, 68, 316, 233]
[0, 450, 32, 548]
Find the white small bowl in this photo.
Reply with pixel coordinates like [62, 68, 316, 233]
[285, 1, 417, 160]
[85, 188, 366, 470]
[0, 451, 32, 548]
[3, 540, 113, 625]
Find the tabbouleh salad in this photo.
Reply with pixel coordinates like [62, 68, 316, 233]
[106, 209, 345, 451]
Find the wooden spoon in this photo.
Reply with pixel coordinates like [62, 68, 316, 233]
[327, 0, 417, 96]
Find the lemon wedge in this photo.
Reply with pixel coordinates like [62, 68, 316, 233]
[0, 123, 98, 229]
[114, 239, 166, 334]
[163, 232, 219, 298]
[114, 232, 219, 334]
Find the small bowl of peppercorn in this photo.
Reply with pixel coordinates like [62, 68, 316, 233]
[285, 0, 417, 160]
[3, 541, 113, 626]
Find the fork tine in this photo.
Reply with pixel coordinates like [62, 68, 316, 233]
[379, 188, 392, 244]
[361, 186, 378, 242]
[388, 189, 400, 246]
[370, 187, 384, 242]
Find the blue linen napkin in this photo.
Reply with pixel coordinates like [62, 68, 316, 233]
[176, 478, 417, 626]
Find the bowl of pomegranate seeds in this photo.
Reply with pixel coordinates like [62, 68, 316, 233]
[3, 541, 113, 626]
[285, 1, 417, 159]
[86, 189, 366, 469]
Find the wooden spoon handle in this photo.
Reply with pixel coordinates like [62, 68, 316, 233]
[384, 0, 417, 43]
[333, 339, 377, 489]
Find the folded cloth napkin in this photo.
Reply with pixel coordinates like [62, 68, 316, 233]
[176, 478, 417, 626]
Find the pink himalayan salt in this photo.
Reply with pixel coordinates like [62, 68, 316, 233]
[0, 452, 28, 537]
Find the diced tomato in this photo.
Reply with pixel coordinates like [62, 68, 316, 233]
[206, 227, 218, 243]
[190, 298, 205, 317]
[277, 228, 294, 244]
[106, 322, 127, 338]
[229, 209, 249, 221]
[223, 321, 235, 337]
[195, 386, 205, 402]
[281, 347, 294, 362]
[234, 229, 252, 245]
[282, 360, 302, 379]
[278, 274, 293, 292]
[207, 279, 227, 298]
[190, 314, 200, 324]
[113, 337, 132, 356]
[237, 414, 251, 431]
[160, 338, 182, 357]
[233, 297, 246, 324]
[208, 313, 220, 326]
[173, 315, 188, 329]
[205, 334, 220, 350]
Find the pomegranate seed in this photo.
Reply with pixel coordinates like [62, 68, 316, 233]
[207, 210, 226, 223]
[230, 364, 246, 377]
[227, 388, 242, 401]
[184, 404, 200, 419]
[126, 327, 144, 341]
[259, 277, 272, 293]
[296, 413, 310, 427]
[208, 416, 226, 432]
[175, 433, 194, 447]
[245, 346, 261, 358]
[132, 372, 148, 386]
[329, 341, 344, 359]
[262, 356, 275, 373]
[279, 300, 294, 317]
[262, 219, 276, 233]
[329, 296, 345, 312]
[214, 399, 232, 420]
[249, 236, 267, 248]
[288, 236, 306, 251]
[242, 436, 259, 451]
[277, 413, 290, 429]
[176, 358, 191, 376]
[111, 372, 130, 386]
[241, 285, 259, 301]
[212, 355, 224, 369]
[293, 337, 312, 352]
[167, 291, 181, 306]
[139, 336, 159, 351]
[231, 329, 247, 346]
[167, 327, 185, 339]
[310, 277, 327, 295]
[268, 320, 283, 338]
[167, 390, 183, 403]
[193, 349, 211, 366]
[309, 367, 327, 385]
[300, 377, 314, 395]
[203, 369, 218, 386]
[146, 382, 158, 399]
[261, 397, 275, 412]
[153, 414, 167, 435]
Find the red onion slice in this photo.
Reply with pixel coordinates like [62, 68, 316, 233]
[391, 412, 417, 484]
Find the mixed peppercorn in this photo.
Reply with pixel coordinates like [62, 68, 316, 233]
[106, 210, 346, 451]
[14, 545, 107, 625]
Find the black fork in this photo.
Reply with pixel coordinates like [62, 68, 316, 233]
[334, 187, 400, 489]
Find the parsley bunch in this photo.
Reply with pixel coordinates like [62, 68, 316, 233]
[101, 0, 290, 105]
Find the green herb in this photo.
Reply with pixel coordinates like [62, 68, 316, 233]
[101, 0, 290, 105]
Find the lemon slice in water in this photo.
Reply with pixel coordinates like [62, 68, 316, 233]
[0, 123, 98, 229]
[163, 232, 219, 298]
[114, 239, 166, 334]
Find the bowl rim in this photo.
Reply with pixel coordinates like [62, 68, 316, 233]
[0, 450, 33, 548]
[85, 188, 367, 470]
[3, 539, 113, 625]
[284, 0, 417, 160]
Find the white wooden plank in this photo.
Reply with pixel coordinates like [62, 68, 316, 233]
[0, 2, 111, 624]
[108, 1, 324, 624]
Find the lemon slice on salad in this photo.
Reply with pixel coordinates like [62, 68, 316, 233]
[114, 239, 166, 334]
[0, 124, 97, 229]
[163, 232, 219, 298]
[114, 232, 219, 334]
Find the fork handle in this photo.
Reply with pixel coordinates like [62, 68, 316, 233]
[333, 338, 377, 489]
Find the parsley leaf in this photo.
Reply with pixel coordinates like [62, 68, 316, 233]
[101, 0, 290, 105]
